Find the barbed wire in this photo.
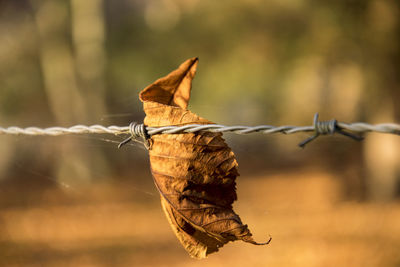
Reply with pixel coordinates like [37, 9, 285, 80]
[0, 125, 128, 136]
[1, 113, 399, 147]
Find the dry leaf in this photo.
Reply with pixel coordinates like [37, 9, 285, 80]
[139, 57, 269, 259]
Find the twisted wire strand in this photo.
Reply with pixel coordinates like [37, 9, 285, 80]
[1, 122, 400, 137]
[337, 122, 400, 135]
[146, 124, 313, 135]
[0, 125, 130, 136]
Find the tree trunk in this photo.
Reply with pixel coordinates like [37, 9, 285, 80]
[33, 0, 110, 188]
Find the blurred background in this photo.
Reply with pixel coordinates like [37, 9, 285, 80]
[0, 0, 399, 266]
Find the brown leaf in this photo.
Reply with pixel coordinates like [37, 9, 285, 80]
[139, 58, 269, 259]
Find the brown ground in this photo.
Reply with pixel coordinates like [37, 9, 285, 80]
[1, 169, 400, 267]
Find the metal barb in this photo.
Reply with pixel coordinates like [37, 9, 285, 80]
[299, 113, 364, 148]
[118, 122, 150, 149]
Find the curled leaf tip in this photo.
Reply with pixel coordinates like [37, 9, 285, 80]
[139, 57, 199, 109]
[250, 236, 272, 246]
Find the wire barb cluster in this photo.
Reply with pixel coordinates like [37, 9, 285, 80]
[118, 122, 150, 149]
[1, 113, 400, 148]
[298, 113, 364, 148]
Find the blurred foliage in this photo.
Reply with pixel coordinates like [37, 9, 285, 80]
[0, 1, 400, 266]
[0, 0, 399, 196]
